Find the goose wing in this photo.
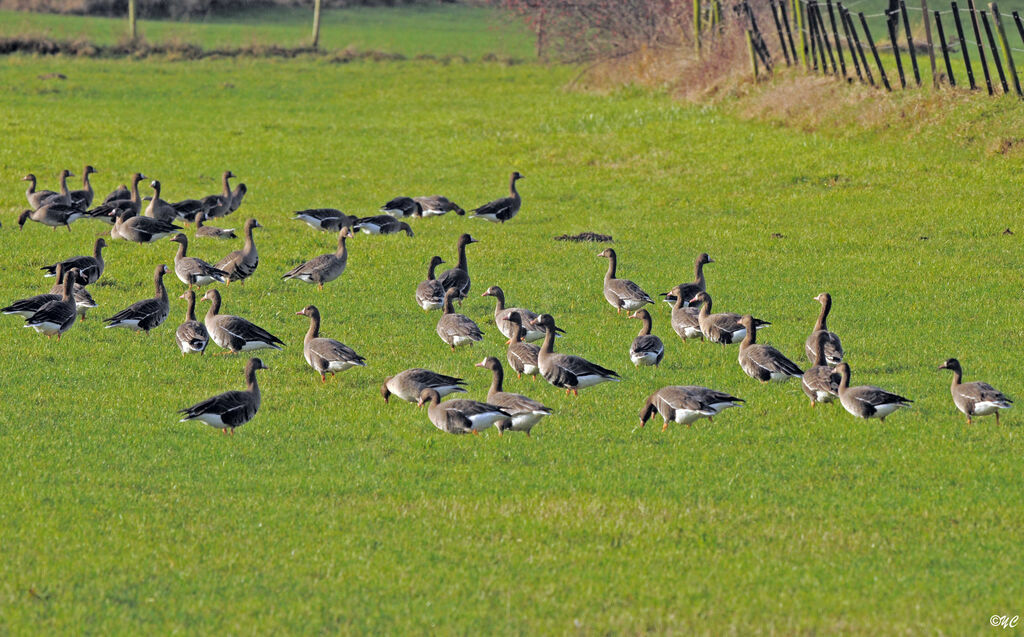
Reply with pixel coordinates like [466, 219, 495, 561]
[607, 278, 653, 305]
[747, 344, 804, 377]
[489, 391, 551, 416]
[217, 315, 284, 348]
[852, 385, 913, 407]
[437, 313, 482, 340]
[309, 338, 365, 366]
[179, 390, 256, 427]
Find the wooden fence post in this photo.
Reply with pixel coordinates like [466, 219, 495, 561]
[747, 29, 760, 78]
[827, 0, 848, 77]
[886, 9, 908, 87]
[312, 0, 323, 49]
[860, 12, 893, 90]
[967, 0, 995, 94]
[990, 3, 1022, 96]
[769, 1, 793, 66]
[900, 1, 922, 84]
[844, 6, 875, 85]
[981, 11, 1009, 92]
[839, 3, 865, 81]
[128, 0, 137, 42]
[813, 2, 838, 73]
[694, 0, 703, 54]
[780, 0, 799, 62]
[795, 0, 808, 67]
[934, 11, 956, 85]
[952, 2, 978, 89]
[921, 0, 938, 86]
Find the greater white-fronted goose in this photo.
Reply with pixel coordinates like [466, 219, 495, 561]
[437, 233, 478, 304]
[414, 195, 464, 217]
[505, 311, 541, 380]
[296, 305, 366, 382]
[691, 291, 769, 345]
[103, 183, 130, 205]
[534, 313, 620, 395]
[40, 236, 106, 285]
[662, 253, 713, 305]
[381, 368, 467, 403]
[481, 285, 545, 343]
[639, 385, 744, 431]
[801, 330, 840, 406]
[103, 264, 170, 334]
[229, 183, 247, 214]
[292, 208, 354, 232]
[176, 290, 210, 355]
[629, 308, 664, 367]
[666, 284, 703, 343]
[144, 180, 179, 223]
[23, 268, 79, 340]
[194, 211, 236, 240]
[179, 357, 268, 434]
[87, 172, 147, 221]
[737, 315, 803, 383]
[939, 358, 1013, 425]
[170, 233, 229, 288]
[804, 292, 844, 366]
[112, 210, 182, 243]
[471, 171, 523, 223]
[354, 215, 414, 237]
[281, 226, 351, 290]
[598, 248, 653, 314]
[49, 263, 96, 320]
[69, 165, 97, 210]
[215, 218, 261, 285]
[417, 388, 510, 435]
[201, 288, 284, 354]
[23, 170, 73, 209]
[17, 203, 83, 232]
[835, 362, 912, 421]
[475, 356, 552, 436]
[380, 196, 420, 218]
[201, 170, 236, 218]
[168, 199, 205, 224]
[436, 288, 483, 351]
[4, 264, 93, 320]
[415, 256, 446, 311]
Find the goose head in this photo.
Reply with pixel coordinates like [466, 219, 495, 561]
[295, 305, 321, 320]
[689, 291, 712, 306]
[17, 210, 31, 229]
[474, 356, 502, 371]
[597, 248, 616, 259]
[938, 358, 962, 373]
[417, 388, 441, 408]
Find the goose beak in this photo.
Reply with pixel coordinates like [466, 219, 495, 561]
[708, 258, 715, 263]
[554, 326, 566, 334]
[178, 292, 188, 299]
[295, 311, 304, 316]
[474, 360, 486, 368]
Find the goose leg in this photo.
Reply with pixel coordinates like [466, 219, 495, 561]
[661, 422, 669, 432]
[996, 411, 1001, 426]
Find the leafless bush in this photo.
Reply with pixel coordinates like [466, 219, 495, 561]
[0, 0, 455, 18]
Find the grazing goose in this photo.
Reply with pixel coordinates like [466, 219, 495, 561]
[69, 165, 97, 210]
[112, 210, 182, 243]
[24, 170, 73, 209]
[598, 248, 653, 314]
[202, 288, 284, 354]
[103, 264, 170, 334]
[666, 284, 703, 343]
[691, 291, 770, 345]
[629, 309, 664, 367]
[415, 256, 446, 311]
[415, 195, 464, 217]
[292, 208, 354, 232]
[17, 203, 83, 232]
[201, 170, 236, 218]
[144, 180, 179, 223]
[229, 183, 247, 214]
[176, 290, 210, 355]
[835, 362, 912, 421]
[804, 292, 844, 366]
[737, 315, 803, 383]
[436, 288, 483, 350]
[939, 358, 1013, 425]
[380, 196, 420, 218]
[179, 357, 268, 434]
[170, 233, 229, 288]
[296, 305, 366, 382]
[194, 211, 236, 240]
[40, 237, 106, 285]
[471, 171, 523, 223]
[475, 356, 552, 436]
[23, 268, 79, 340]
[437, 233, 478, 304]
[662, 253, 713, 305]
[281, 227, 351, 290]
[215, 218, 261, 285]
[87, 173, 147, 221]
[417, 388, 510, 435]
[381, 368, 467, 403]
[802, 330, 840, 406]
[481, 285, 545, 343]
[534, 314, 620, 395]
[505, 311, 541, 380]
[639, 385, 744, 431]
[354, 215, 414, 236]
[102, 183, 130, 205]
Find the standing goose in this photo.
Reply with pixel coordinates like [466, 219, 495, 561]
[414, 195, 464, 217]
[144, 180, 179, 223]
[381, 368, 467, 403]
[662, 253, 713, 305]
[437, 233, 478, 304]
[40, 237, 107, 285]
[102, 183, 130, 205]
[49, 263, 96, 320]
[281, 227, 351, 290]
[168, 199, 205, 224]
[17, 203, 83, 232]
[215, 218, 262, 285]
[176, 290, 210, 355]
[354, 215, 414, 236]
[296, 305, 366, 382]
[505, 311, 542, 380]
[737, 315, 804, 383]
[417, 388, 510, 435]
[628, 308, 664, 367]
[938, 358, 1013, 425]
[229, 183, 247, 214]
[666, 284, 703, 343]
[179, 357, 268, 434]
[194, 211, 237, 240]
[534, 314, 620, 395]
[691, 291, 770, 345]
[23, 268, 79, 340]
[87, 173, 147, 220]
[436, 288, 483, 351]
[292, 208, 354, 232]
[804, 292, 844, 365]
[598, 248, 653, 314]
[170, 233, 229, 288]
[200, 170, 236, 218]
[4, 264, 94, 320]
[103, 264, 171, 333]
[415, 256, 447, 311]
[835, 362, 913, 421]
[471, 171, 523, 223]
[639, 386, 744, 431]
[481, 285, 545, 343]
[381, 196, 421, 218]
[802, 330, 840, 406]
[202, 288, 284, 354]
[24, 170, 73, 208]
[111, 210, 182, 243]
[475, 357, 552, 436]
[69, 165, 98, 210]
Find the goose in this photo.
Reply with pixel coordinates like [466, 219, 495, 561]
[200, 170, 236, 218]
[112, 210, 182, 243]
[170, 233, 229, 288]
[86, 173, 147, 221]
[354, 215, 414, 237]
[691, 291, 770, 345]
[168, 198, 205, 224]
[415, 256, 446, 311]
[4, 264, 93, 320]
[639, 385, 744, 431]
[281, 226, 351, 290]
[194, 211, 236, 240]
[49, 263, 97, 320]
[296, 305, 366, 382]
[436, 288, 483, 350]
[804, 293, 844, 365]
[103, 264, 171, 333]
[380, 196, 421, 218]
[176, 290, 210, 355]
[666, 284, 703, 343]
[939, 358, 1013, 425]
[417, 388, 510, 435]
[178, 357, 268, 434]
[17, 203, 83, 232]
[292, 208, 355, 232]
[144, 180, 179, 223]
[40, 236, 106, 285]
[475, 356, 552, 436]
[534, 313, 620, 395]
[505, 311, 541, 380]
[598, 248, 653, 314]
[24, 169, 73, 209]
[471, 171, 523, 223]
[102, 183, 130, 205]
[23, 268, 79, 340]
[835, 362, 912, 421]
[215, 218, 262, 285]
[662, 253, 713, 305]
[481, 285, 545, 343]
[437, 233, 478, 304]
[415, 195, 464, 217]
[229, 183, 247, 214]
[801, 330, 840, 406]
[201, 288, 284, 354]
[381, 368, 467, 403]
[629, 308, 664, 367]
[68, 165, 98, 210]
[737, 315, 803, 383]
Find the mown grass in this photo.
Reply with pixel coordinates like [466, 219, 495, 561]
[1, 48, 1024, 634]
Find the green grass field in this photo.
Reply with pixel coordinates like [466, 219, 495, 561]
[2, 8, 1024, 635]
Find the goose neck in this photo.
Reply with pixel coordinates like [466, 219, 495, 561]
[637, 314, 653, 336]
[427, 260, 439, 280]
[306, 313, 321, 342]
[814, 296, 831, 332]
[222, 172, 232, 197]
[489, 365, 504, 396]
[950, 368, 963, 387]
[456, 241, 469, 273]
[540, 325, 557, 355]
[185, 293, 197, 321]
[740, 323, 756, 349]
[605, 253, 617, 280]
[206, 293, 221, 318]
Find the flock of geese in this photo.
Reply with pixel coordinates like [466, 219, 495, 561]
[6, 168, 1014, 435]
